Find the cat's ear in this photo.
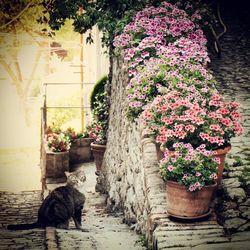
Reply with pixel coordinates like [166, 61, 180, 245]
[64, 171, 70, 177]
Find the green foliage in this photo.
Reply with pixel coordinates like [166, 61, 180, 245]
[89, 75, 109, 144]
[0, 0, 49, 35]
[238, 167, 250, 188]
[90, 75, 108, 111]
[43, 0, 217, 49]
[232, 156, 244, 167]
[43, 0, 161, 48]
[47, 94, 80, 128]
[135, 234, 150, 249]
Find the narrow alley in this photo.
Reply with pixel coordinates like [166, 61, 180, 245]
[0, 162, 146, 250]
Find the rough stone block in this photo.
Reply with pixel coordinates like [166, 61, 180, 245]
[222, 178, 241, 188]
[227, 187, 246, 202]
[224, 218, 247, 231]
[221, 209, 240, 219]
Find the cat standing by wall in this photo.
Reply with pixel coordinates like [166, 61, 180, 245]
[8, 168, 86, 230]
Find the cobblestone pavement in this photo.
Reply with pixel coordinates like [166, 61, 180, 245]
[0, 191, 45, 249]
[0, 163, 146, 250]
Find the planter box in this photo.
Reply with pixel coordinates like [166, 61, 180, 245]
[69, 138, 94, 164]
[45, 150, 69, 179]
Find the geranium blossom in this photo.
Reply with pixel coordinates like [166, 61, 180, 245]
[126, 54, 216, 120]
[159, 143, 218, 191]
[114, 2, 207, 71]
[141, 91, 243, 150]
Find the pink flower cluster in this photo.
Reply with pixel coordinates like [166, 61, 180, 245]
[159, 142, 219, 191]
[126, 52, 215, 119]
[114, 2, 207, 70]
[142, 91, 243, 150]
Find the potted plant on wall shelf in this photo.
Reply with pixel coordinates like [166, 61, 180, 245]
[142, 90, 243, 186]
[159, 142, 219, 219]
[89, 75, 109, 175]
[45, 131, 71, 179]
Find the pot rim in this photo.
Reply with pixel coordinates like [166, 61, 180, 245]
[212, 144, 231, 156]
[90, 142, 107, 148]
[160, 144, 231, 154]
[166, 180, 217, 189]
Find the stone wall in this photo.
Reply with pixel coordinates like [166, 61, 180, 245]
[100, 56, 166, 237]
[99, 2, 250, 246]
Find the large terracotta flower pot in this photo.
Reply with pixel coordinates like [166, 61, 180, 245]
[212, 145, 231, 186]
[166, 181, 217, 219]
[90, 143, 106, 175]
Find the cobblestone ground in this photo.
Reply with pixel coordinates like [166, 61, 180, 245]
[0, 191, 45, 249]
[0, 163, 146, 250]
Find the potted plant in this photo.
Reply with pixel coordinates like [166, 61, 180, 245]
[89, 121, 107, 176]
[45, 132, 71, 179]
[159, 142, 218, 219]
[90, 75, 109, 175]
[65, 127, 94, 164]
[141, 90, 243, 185]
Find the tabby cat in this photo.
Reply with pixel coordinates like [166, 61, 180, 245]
[7, 168, 86, 230]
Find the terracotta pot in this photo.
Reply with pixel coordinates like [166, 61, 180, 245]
[166, 181, 217, 218]
[90, 143, 106, 175]
[45, 151, 69, 179]
[69, 138, 95, 164]
[213, 145, 231, 186]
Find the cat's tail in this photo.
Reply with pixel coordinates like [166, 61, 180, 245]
[7, 222, 40, 230]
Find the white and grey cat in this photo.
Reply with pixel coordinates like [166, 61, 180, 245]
[8, 168, 86, 230]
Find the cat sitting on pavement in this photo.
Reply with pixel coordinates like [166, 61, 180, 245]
[8, 168, 86, 230]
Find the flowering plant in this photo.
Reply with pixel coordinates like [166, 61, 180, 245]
[45, 125, 62, 135]
[142, 91, 243, 150]
[63, 127, 78, 142]
[86, 121, 107, 145]
[159, 142, 219, 191]
[114, 2, 207, 70]
[46, 133, 71, 152]
[127, 47, 214, 120]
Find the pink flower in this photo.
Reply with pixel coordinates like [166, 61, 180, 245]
[210, 173, 217, 180]
[141, 51, 150, 58]
[167, 165, 174, 172]
[213, 157, 221, 164]
[189, 184, 196, 192]
[220, 118, 232, 127]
